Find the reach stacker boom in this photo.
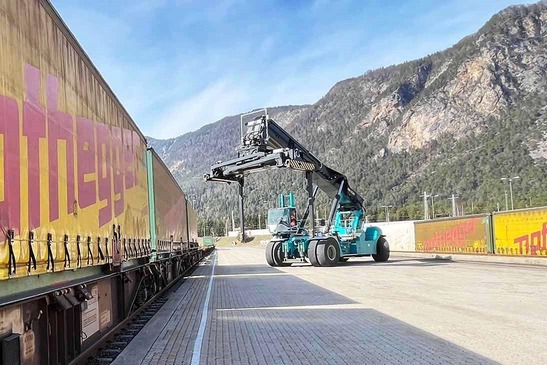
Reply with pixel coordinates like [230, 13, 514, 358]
[204, 109, 389, 266]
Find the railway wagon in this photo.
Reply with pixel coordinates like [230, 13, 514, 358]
[0, 1, 210, 364]
[146, 148, 199, 259]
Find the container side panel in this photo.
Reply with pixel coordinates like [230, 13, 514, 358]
[188, 206, 198, 243]
[0, 0, 149, 279]
[151, 152, 186, 248]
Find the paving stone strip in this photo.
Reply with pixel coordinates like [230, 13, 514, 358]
[113, 248, 510, 364]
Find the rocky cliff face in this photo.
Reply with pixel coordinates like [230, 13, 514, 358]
[291, 3, 547, 153]
[149, 2, 547, 222]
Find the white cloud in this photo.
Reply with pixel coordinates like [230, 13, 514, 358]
[153, 79, 251, 138]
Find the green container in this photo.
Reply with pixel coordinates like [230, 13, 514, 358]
[203, 236, 215, 247]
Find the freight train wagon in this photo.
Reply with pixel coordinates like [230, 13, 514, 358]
[0, 1, 211, 364]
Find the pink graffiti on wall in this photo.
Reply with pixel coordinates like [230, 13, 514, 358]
[422, 219, 479, 251]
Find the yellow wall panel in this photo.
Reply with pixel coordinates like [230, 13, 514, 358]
[415, 216, 490, 254]
[493, 208, 547, 256]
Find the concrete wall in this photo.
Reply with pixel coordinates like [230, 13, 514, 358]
[364, 221, 416, 251]
[228, 229, 271, 238]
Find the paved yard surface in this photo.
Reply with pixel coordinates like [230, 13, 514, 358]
[114, 247, 546, 365]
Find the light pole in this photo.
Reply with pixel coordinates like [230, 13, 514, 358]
[380, 205, 393, 222]
[187, 194, 196, 208]
[430, 194, 439, 219]
[422, 191, 430, 220]
[448, 194, 458, 217]
[501, 176, 520, 210]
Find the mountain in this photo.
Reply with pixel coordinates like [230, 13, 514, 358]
[149, 2, 547, 231]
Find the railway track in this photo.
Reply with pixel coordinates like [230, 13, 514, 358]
[87, 296, 169, 365]
[79, 252, 208, 365]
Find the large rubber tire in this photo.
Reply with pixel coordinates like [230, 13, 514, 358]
[316, 237, 340, 267]
[307, 239, 321, 267]
[265, 241, 277, 267]
[372, 237, 390, 262]
[272, 241, 291, 267]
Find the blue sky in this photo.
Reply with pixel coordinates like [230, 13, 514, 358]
[52, 0, 530, 139]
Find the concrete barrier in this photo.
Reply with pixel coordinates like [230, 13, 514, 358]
[364, 221, 416, 251]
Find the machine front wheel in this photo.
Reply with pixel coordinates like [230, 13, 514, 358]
[265, 242, 277, 267]
[316, 237, 340, 267]
[372, 237, 390, 262]
[307, 240, 320, 267]
[272, 241, 291, 267]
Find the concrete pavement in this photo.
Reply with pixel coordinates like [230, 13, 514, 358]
[114, 247, 546, 365]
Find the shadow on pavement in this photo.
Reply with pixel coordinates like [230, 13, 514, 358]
[205, 263, 498, 365]
[213, 264, 283, 276]
[203, 306, 499, 365]
[213, 264, 356, 308]
[338, 258, 455, 267]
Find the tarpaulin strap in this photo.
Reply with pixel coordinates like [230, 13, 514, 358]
[87, 236, 94, 266]
[28, 231, 37, 273]
[63, 234, 71, 268]
[7, 230, 16, 275]
[46, 233, 54, 271]
[97, 237, 105, 261]
[104, 237, 109, 263]
[147, 239, 151, 255]
[135, 238, 139, 257]
[136, 238, 141, 257]
[127, 238, 132, 257]
[76, 235, 82, 268]
[123, 238, 128, 260]
[115, 225, 121, 255]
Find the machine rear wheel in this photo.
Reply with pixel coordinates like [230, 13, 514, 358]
[265, 242, 277, 267]
[272, 241, 291, 267]
[316, 237, 340, 267]
[372, 237, 390, 262]
[307, 240, 320, 267]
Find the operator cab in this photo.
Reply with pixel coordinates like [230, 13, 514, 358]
[267, 207, 297, 236]
[333, 210, 363, 237]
